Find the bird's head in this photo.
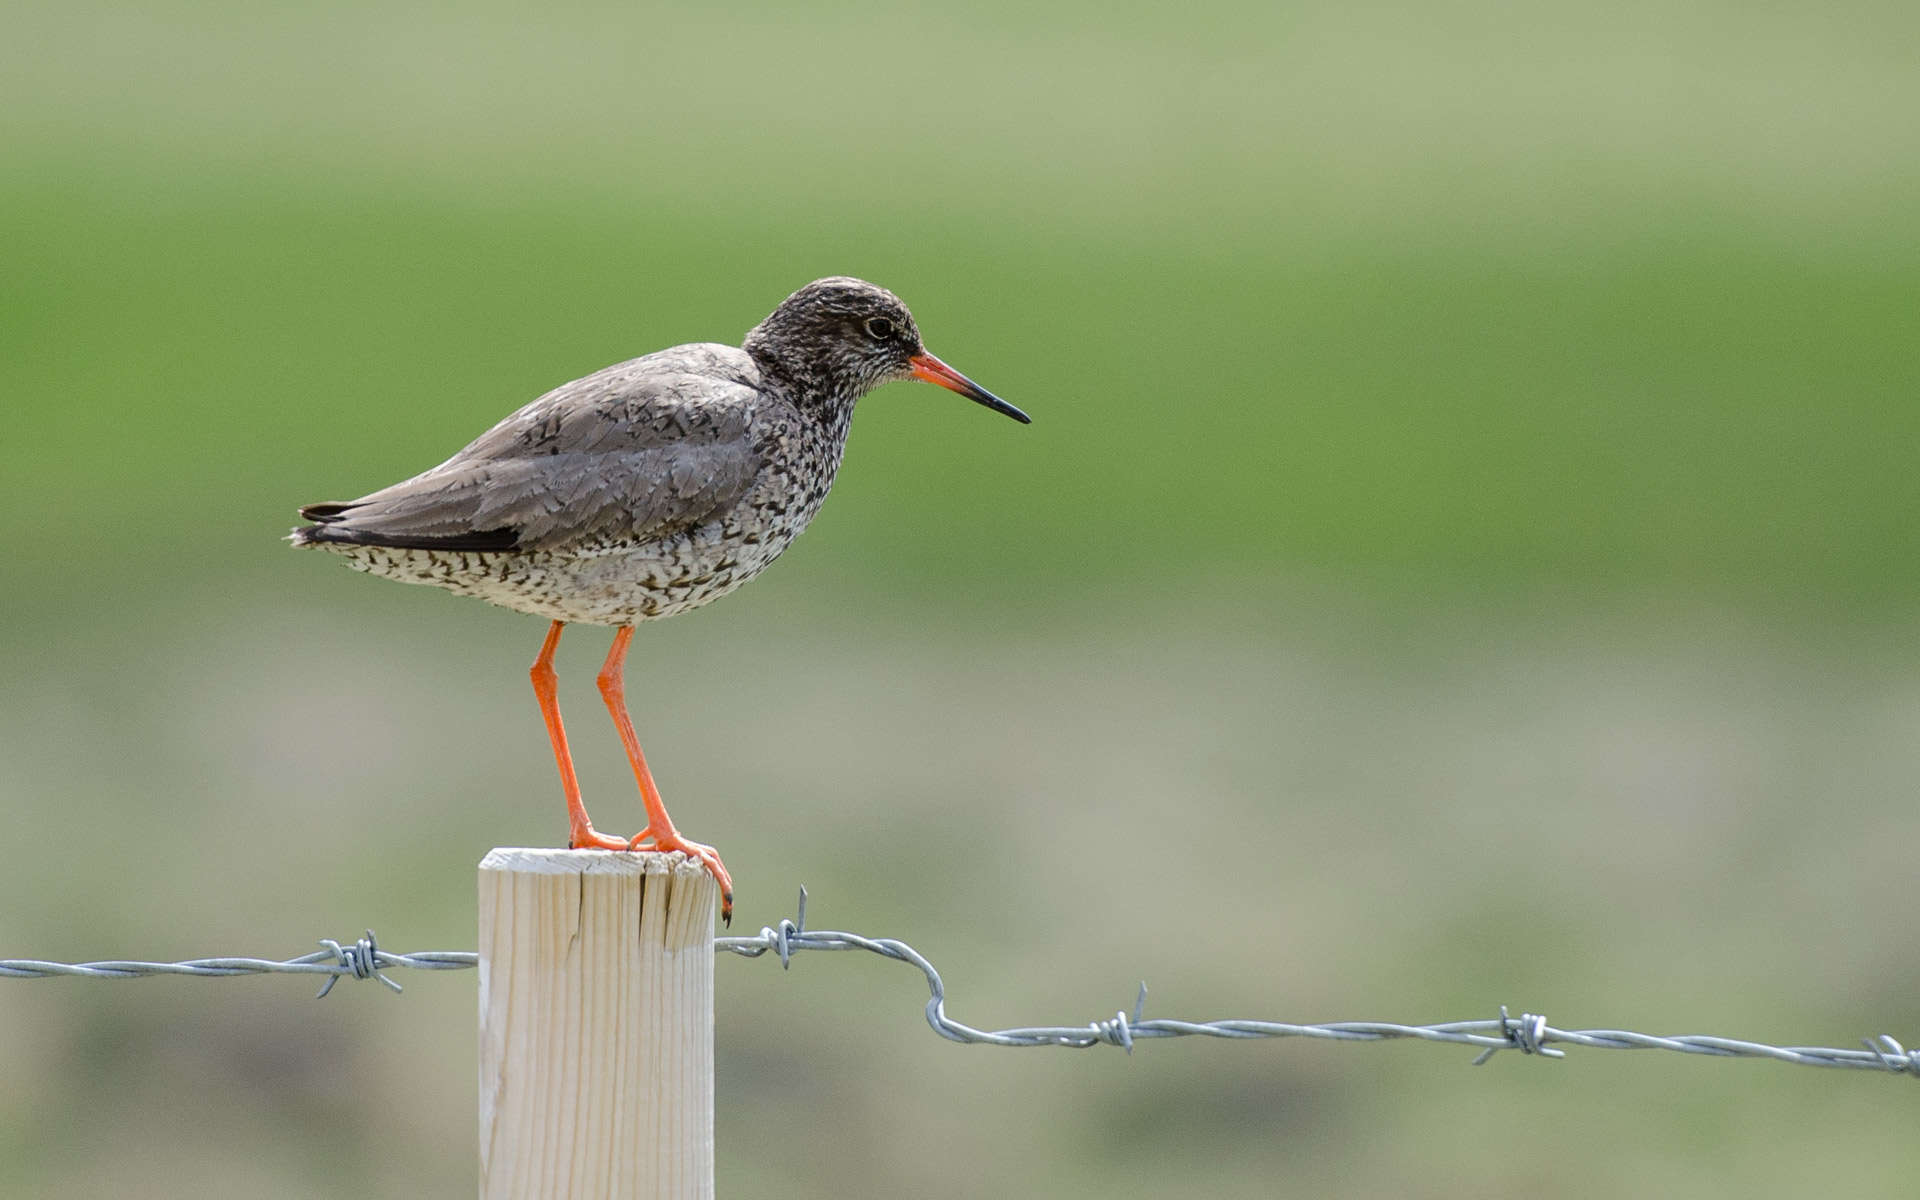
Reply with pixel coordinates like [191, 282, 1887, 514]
[745, 277, 1030, 423]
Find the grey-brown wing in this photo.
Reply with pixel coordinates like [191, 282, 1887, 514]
[296, 355, 763, 553]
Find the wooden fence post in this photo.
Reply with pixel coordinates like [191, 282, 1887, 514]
[478, 849, 717, 1200]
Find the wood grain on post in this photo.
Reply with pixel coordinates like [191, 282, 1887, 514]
[478, 849, 717, 1200]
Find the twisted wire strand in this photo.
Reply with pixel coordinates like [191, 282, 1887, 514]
[714, 894, 1919, 1074]
[0, 931, 476, 998]
[5, 894, 1915, 1077]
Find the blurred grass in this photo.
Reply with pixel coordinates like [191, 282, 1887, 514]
[2, 0, 1918, 1197]
[5, 161, 1918, 602]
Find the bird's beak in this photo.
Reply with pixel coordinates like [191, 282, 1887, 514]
[909, 352, 1031, 424]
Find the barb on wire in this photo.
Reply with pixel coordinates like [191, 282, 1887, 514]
[4, 894, 1914, 1080]
[0, 930, 476, 997]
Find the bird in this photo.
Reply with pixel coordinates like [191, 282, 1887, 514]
[291, 277, 1030, 921]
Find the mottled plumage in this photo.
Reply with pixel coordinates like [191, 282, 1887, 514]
[290, 276, 1028, 918]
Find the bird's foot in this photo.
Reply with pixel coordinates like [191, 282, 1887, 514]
[568, 824, 631, 852]
[628, 828, 734, 925]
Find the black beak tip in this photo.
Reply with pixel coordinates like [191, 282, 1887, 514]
[972, 388, 1031, 425]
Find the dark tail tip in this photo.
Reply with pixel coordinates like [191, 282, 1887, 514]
[299, 501, 360, 523]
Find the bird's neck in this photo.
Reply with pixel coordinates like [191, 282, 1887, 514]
[745, 341, 862, 430]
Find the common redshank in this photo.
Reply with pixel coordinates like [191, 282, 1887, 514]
[292, 277, 1029, 920]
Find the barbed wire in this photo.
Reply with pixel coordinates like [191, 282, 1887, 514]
[0, 931, 475, 997]
[4, 891, 1915, 1078]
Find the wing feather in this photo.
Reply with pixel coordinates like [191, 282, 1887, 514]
[293, 346, 764, 553]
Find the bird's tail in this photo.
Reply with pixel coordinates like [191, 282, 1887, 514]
[288, 501, 360, 547]
[287, 499, 518, 551]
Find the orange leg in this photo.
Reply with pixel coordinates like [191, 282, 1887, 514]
[530, 620, 627, 852]
[597, 626, 734, 922]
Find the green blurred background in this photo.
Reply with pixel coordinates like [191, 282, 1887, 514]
[3, 0, 1917, 1195]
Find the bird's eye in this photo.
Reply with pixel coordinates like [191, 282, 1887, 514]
[864, 317, 895, 340]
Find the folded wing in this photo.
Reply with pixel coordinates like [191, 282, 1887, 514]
[293, 353, 763, 554]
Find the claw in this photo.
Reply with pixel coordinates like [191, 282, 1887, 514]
[628, 827, 733, 923]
